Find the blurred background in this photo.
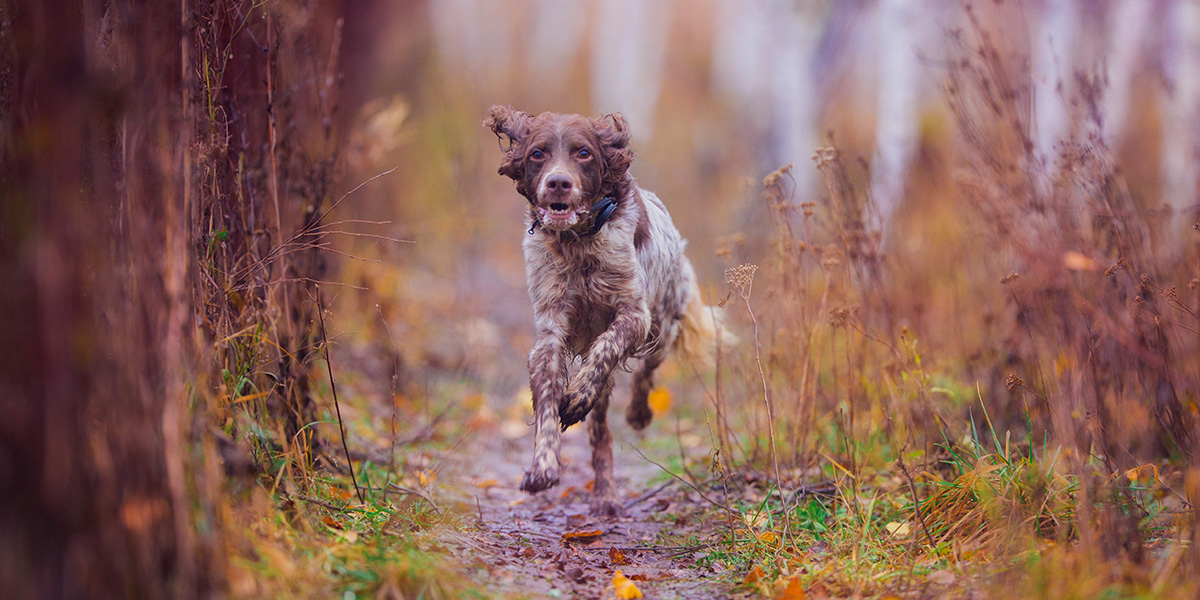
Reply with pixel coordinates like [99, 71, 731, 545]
[339, 0, 1199, 403]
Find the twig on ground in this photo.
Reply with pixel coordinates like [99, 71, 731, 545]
[896, 455, 938, 550]
[624, 479, 676, 510]
[628, 443, 734, 517]
[315, 287, 365, 504]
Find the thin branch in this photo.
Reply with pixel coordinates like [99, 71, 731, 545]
[315, 287, 365, 504]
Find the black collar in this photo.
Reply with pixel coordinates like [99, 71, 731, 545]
[527, 196, 618, 237]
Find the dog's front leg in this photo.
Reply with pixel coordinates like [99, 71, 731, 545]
[521, 327, 569, 493]
[559, 304, 650, 429]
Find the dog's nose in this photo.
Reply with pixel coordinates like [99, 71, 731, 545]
[545, 174, 573, 193]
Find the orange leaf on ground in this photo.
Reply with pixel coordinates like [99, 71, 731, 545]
[612, 570, 643, 599]
[608, 547, 631, 565]
[776, 577, 806, 600]
[743, 565, 765, 585]
[476, 478, 499, 489]
[562, 529, 605, 542]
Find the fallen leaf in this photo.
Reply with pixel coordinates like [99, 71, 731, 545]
[608, 548, 631, 566]
[562, 529, 605, 542]
[518, 547, 535, 558]
[322, 516, 342, 530]
[343, 530, 359, 544]
[559, 485, 577, 499]
[928, 569, 956, 586]
[777, 577, 806, 600]
[743, 512, 769, 530]
[648, 387, 672, 416]
[743, 565, 765, 585]
[612, 570, 643, 599]
[417, 470, 436, 486]
[777, 576, 806, 600]
[476, 478, 499, 489]
[884, 521, 911, 538]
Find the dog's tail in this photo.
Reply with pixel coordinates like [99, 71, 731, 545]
[673, 261, 737, 366]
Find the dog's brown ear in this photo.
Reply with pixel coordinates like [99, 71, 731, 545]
[484, 105, 533, 180]
[594, 112, 633, 190]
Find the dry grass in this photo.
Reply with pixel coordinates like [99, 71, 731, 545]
[687, 3, 1200, 597]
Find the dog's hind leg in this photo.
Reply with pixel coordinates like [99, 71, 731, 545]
[588, 375, 622, 516]
[626, 351, 664, 431]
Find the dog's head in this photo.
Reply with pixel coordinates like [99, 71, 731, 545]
[485, 106, 632, 232]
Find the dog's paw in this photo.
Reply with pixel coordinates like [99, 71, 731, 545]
[625, 400, 653, 431]
[558, 388, 591, 431]
[590, 494, 625, 518]
[520, 468, 559, 493]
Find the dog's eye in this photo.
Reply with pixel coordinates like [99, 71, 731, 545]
[577, 148, 591, 159]
[531, 149, 545, 160]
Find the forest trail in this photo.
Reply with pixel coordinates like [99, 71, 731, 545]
[423, 392, 736, 599]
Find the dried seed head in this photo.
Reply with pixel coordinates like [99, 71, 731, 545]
[1006, 372, 1024, 391]
[829, 305, 860, 328]
[819, 245, 843, 270]
[762, 164, 793, 188]
[725, 263, 758, 290]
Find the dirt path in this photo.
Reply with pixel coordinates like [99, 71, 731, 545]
[425, 404, 738, 599]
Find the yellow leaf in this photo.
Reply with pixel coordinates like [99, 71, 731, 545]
[776, 577, 806, 600]
[612, 570, 643, 599]
[476, 478, 499, 489]
[885, 521, 911, 538]
[648, 387, 672, 416]
[743, 512, 769, 529]
[417, 470, 436, 487]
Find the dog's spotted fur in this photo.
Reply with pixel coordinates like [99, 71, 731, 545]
[485, 106, 727, 515]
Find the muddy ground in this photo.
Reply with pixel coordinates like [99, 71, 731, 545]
[426, 408, 737, 599]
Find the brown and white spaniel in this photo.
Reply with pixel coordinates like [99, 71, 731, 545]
[485, 106, 729, 515]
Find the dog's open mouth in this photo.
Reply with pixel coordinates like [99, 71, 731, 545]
[536, 202, 584, 229]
